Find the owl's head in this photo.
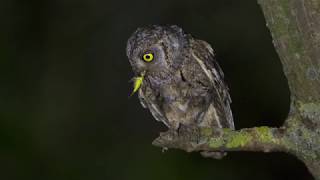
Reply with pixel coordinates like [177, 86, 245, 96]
[126, 25, 188, 77]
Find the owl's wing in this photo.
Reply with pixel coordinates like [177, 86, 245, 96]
[138, 87, 170, 127]
[190, 39, 234, 129]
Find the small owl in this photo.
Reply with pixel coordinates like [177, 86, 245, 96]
[126, 25, 234, 132]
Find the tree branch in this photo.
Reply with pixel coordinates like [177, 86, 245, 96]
[153, 126, 288, 153]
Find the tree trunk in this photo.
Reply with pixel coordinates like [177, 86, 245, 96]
[259, 0, 320, 178]
[153, 0, 320, 179]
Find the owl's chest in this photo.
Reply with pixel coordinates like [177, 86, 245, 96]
[141, 72, 211, 127]
[145, 73, 185, 99]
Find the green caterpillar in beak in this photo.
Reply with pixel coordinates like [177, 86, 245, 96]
[130, 71, 145, 96]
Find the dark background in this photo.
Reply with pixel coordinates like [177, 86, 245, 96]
[0, 0, 314, 179]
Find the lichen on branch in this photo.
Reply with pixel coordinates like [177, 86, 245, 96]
[153, 126, 289, 154]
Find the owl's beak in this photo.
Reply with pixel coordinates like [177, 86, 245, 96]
[130, 71, 146, 96]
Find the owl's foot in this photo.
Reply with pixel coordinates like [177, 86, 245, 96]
[200, 151, 227, 159]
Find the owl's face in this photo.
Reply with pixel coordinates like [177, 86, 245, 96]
[126, 25, 188, 77]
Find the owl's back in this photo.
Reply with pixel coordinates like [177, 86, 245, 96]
[188, 38, 234, 129]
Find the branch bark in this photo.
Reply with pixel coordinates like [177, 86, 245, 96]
[153, 0, 320, 179]
[153, 126, 288, 153]
[259, 0, 320, 178]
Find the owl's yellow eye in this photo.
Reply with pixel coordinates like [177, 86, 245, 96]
[142, 53, 154, 62]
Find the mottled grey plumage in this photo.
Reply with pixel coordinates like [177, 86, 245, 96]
[126, 25, 234, 132]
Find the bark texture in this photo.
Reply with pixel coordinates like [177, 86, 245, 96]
[153, 0, 320, 179]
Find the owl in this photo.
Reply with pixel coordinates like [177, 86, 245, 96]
[126, 25, 234, 133]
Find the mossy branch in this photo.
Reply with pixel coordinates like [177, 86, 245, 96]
[153, 126, 288, 153]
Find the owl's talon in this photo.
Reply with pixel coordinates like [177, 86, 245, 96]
[162, 147, 168, 153]
[200, 151, 227, 159]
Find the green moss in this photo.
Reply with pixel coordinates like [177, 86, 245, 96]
[226, 132, 252, 148]
[208, 137, 224, 149]
[255, 126, 277, 144]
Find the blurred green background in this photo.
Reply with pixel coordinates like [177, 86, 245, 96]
[0, 0, 314, 179]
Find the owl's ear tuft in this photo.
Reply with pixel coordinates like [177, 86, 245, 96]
[126, 35, 136, 58]
[169, 25, 184, 35]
